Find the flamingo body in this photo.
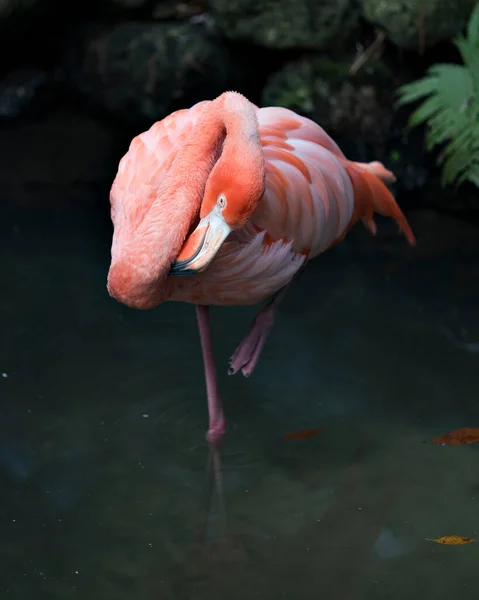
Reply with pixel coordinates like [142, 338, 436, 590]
[107, 91, 415, 442]
[110, 98, 413, 307]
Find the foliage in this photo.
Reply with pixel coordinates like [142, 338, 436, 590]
[396, 3, 479, 188]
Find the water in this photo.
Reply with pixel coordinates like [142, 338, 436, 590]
[1, 116, 479, 599]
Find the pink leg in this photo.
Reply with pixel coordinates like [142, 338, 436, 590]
[196, 305, 226, 444]
[228, 285, 289, 378]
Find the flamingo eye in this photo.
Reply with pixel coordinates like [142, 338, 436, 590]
[217, 194, 226, 209]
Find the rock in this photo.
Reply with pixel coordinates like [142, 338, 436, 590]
[65, 21, 232, 124]
[262, 54, 393, 149]
[152, 0, 205, 20]
[108, 0, 149, 6]
[207, 0, 359, 50]
[0, 68, 57, 121]
[0, 0, 38, 17]
[359, 0, 477, 50]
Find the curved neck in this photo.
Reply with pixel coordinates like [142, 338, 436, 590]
[219, 91, 261, 144]
[200, 92, 265, 223]
[215, 91, 264, 180]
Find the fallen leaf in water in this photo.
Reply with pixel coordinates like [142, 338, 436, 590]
[426, 536, 479, 545]
[283, 428, 322, 441]
[431, 427, 479, 445]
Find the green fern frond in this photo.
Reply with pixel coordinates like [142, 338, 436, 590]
[467, 1, 479, 46]
[395, 3, 479, 189]
[465, 163, 479, 187]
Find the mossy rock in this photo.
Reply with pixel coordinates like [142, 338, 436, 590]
[207, 0, 359, 50]
[65, 21, 232, 124]
[360, 0, 477, 50]
[109, 0, 149, 6]
[262, 54, 394, 146]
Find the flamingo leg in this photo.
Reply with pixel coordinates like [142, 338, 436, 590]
[196, 304, 226, 443]
[228, 284, 290, 378]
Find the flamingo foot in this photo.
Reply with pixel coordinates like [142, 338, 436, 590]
[206, 418, 226, 445]
[228, 302, 276, 378]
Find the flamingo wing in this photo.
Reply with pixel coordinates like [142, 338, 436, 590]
[255, 105, 414, 256]
[254, 106, 356, 258]
[109, 100, 211, 257]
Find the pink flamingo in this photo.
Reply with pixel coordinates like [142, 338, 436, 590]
[107, 91, 415, 445]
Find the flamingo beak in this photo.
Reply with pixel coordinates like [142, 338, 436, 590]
[169, 207, 231, 276]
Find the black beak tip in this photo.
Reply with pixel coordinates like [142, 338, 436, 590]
[169, 238, 205, 277]
[168, 261, 196, 277]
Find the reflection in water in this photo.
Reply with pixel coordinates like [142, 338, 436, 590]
[1, 202, 479, 599]
[199, 444, 227, 545]
[180, 437, 396, 600]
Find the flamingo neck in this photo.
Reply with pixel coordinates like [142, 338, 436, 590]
[217, 92, 263, 175]
[200, 92, 265, 224]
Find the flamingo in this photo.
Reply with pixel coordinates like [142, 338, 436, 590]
[107, 91, 415, 446]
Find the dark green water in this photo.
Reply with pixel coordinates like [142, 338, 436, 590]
[1, 175, 479, 600]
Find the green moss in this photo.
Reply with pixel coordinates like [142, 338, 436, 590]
[262, 54, 395, 145]
[360, 0, 477, 49]
[207, 0, 359, 50]
[262, 54, 392, 114]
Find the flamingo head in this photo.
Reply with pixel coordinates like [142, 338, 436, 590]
[169, 156, 265, 276]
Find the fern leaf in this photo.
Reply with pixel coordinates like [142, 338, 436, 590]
[397, 65, 471, 108]
[455, 37, 479, 92]
[466, 2, 479, 47]
[438, 125, 476, 162]
[407, 96, 442, 128]
[395, 4, 479, 189]
[427, 108, 471, 147]
[426, 115, 458, 146]
[395, 75, 444, 105]
[437, 118, 478, 184]
[441, 149, 471, 187]
[464, 163, 479, 187]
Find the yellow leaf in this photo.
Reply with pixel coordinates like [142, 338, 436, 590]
[431, 427, 479, 445]
[426, 536, 479, 545]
